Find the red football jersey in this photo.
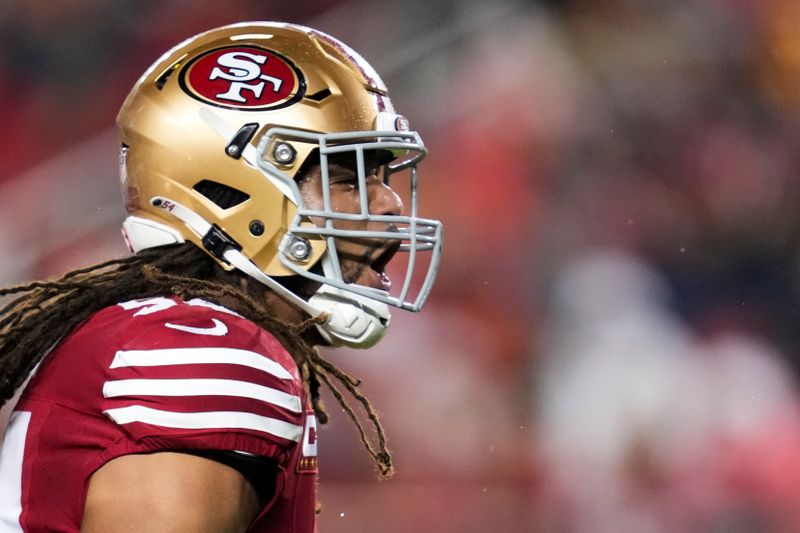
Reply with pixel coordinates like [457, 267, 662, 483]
[0, 297, 318, 532]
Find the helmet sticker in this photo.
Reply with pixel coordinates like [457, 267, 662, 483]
[180, 45, 306, 111]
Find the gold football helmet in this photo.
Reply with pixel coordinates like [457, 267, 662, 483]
[117, 21, 443, 348]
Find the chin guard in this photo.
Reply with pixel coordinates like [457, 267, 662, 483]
[309, 285, 391, 349]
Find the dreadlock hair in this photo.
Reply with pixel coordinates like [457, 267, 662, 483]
[0, 243, 393, 477]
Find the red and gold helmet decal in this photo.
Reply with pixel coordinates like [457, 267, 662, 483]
[179, 45, 306, 110]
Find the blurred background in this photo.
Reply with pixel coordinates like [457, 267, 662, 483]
[3, 0, 800, 531]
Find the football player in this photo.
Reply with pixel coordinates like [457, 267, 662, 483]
[0, 21, 442, 532]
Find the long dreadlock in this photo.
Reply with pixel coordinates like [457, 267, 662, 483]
[0, 243, 393, 477]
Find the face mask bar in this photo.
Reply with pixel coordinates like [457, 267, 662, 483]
[255, 127, 443, 312]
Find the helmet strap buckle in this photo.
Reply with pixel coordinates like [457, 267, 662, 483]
[202, 224, 241, 263]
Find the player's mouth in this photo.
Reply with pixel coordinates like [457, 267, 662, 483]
[363, 241, 401, 291]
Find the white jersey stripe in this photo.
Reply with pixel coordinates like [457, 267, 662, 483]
[0, 411, 30, 532]
[103, 405, 303, 442]
[103, 378, 302, 413]
[110, 348, 294, 380]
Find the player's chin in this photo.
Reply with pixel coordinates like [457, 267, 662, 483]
[350, 265, 391, 291]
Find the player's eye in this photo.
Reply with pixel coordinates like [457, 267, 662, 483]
[330, 174, 359, 190]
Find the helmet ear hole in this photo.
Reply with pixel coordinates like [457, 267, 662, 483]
[193, 180, 250, 209]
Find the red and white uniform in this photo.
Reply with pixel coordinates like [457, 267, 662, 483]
[0, 297, 318, 532]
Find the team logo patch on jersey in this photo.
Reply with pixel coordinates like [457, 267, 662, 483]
[180, 45, 306, 111]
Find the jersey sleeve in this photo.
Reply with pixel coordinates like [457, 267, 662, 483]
[97, 297, 306, 461]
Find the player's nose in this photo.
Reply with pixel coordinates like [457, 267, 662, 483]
[369, 182, 403, 216]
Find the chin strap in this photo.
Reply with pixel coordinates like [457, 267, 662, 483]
[309, 285, 390, 349]
[131, 196, 391, 349]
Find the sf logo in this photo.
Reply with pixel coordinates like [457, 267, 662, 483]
[209, 51, 283, 104]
